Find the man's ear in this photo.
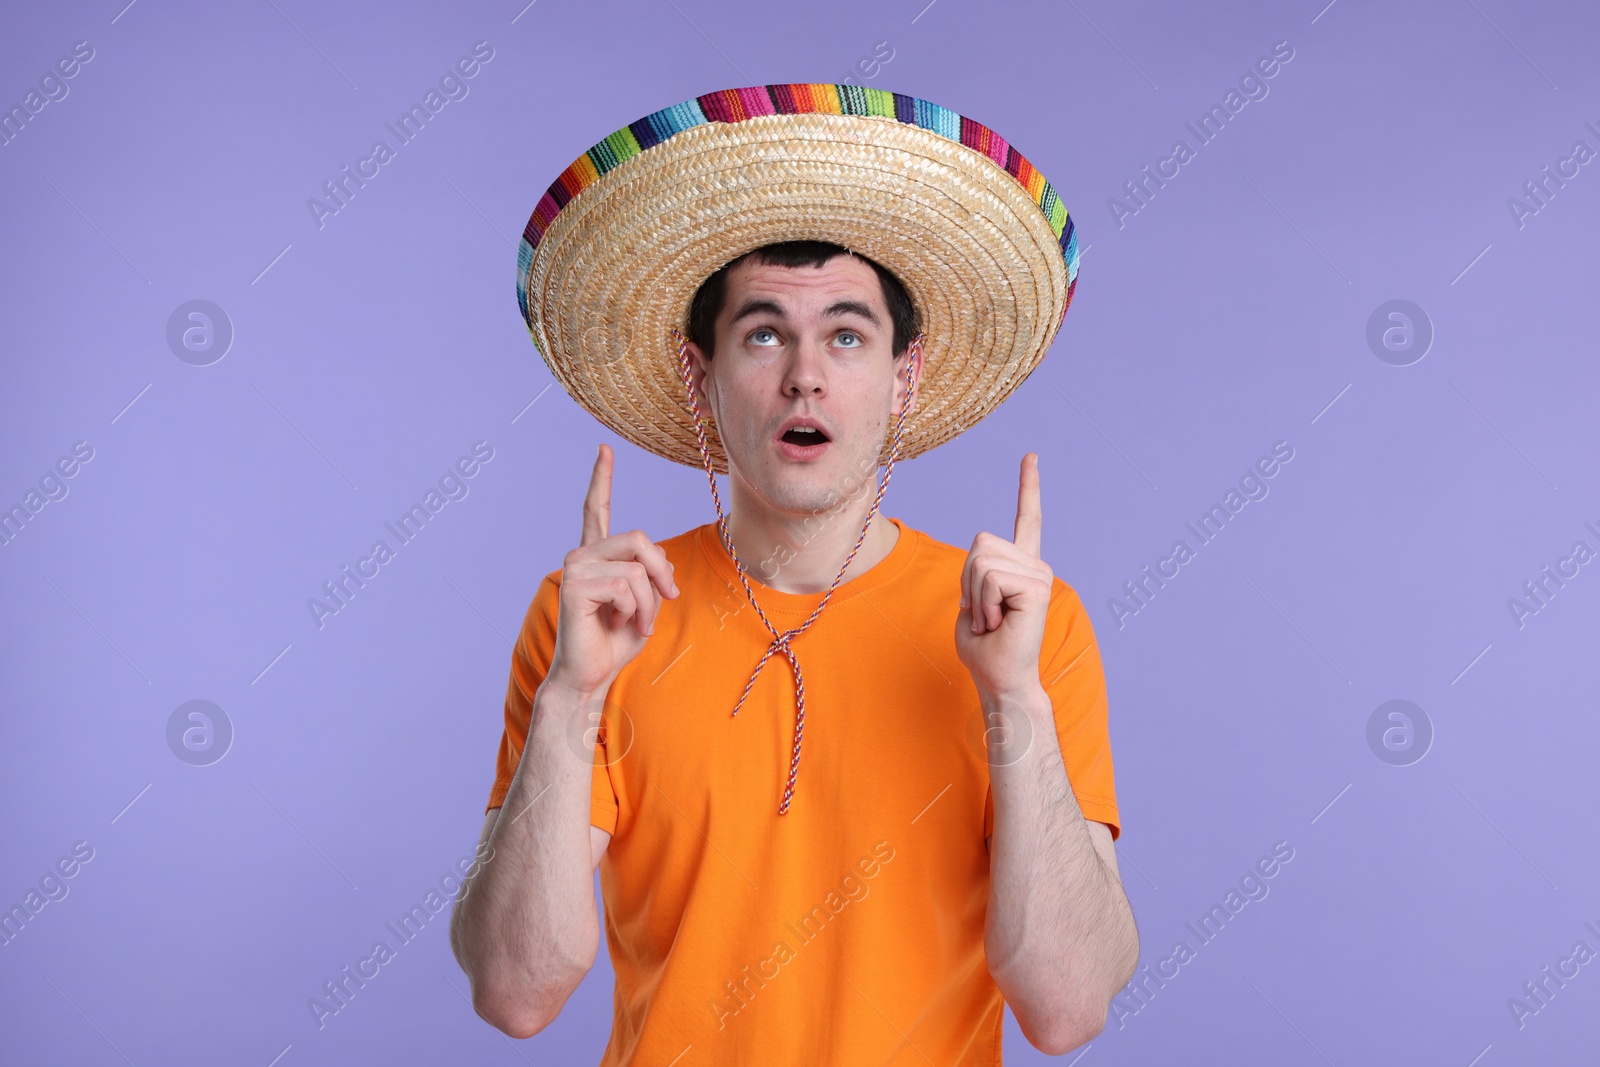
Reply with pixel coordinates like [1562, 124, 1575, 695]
[684, 339, 714, 410]
[891, 342, 923, 417]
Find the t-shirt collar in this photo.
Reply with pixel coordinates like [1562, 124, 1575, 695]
[695, 514, 919, 614]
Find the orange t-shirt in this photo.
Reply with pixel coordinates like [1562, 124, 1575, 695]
[486, 516, 1120, 1066]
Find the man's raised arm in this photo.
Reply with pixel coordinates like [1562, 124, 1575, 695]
[956, 454, 1139, 1053]
[449, 444, 678, 1038]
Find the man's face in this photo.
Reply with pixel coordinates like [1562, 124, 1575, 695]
[687, 254, 920, 517]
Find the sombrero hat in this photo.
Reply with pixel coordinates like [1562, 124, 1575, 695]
[515, 83, 1080, 474]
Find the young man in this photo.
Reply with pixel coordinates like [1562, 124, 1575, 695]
[451, 84, 1138, 1064]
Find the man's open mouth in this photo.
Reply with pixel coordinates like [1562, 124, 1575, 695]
[780, 426, 831, 445]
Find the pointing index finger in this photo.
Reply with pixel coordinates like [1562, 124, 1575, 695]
[581, 444, 612, 547]
[1013, 452, 1041, 558]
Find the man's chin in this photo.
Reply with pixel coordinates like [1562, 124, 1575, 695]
[754, 455, 879, 517]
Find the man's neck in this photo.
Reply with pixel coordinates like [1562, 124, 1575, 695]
[720, 475, 899, 595]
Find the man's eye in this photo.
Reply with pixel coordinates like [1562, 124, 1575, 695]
[750, 328, 779, 345]
[836, 331, 862, 348]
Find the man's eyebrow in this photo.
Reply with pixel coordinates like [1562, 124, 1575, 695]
[728, 298, 785, 325]
[821, 299, 881, 326]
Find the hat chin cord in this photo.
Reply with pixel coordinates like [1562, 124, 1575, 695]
[670, 326, 922, 814]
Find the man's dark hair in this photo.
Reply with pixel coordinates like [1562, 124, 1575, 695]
[686, 240, 920, 360]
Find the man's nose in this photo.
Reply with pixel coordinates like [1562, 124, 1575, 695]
[781, 340, 827, 396]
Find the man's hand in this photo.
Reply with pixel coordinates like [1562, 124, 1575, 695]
[954, 452, 1054, 702]
[546, 444, 679, 700]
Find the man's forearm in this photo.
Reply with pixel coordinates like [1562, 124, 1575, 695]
[450, 680, 603, 1037]
[983, 683, 1139, 1052]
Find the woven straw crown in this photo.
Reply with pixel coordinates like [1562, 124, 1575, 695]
[516, 83, 1080, 473]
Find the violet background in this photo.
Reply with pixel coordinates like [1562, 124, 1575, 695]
[3, 0, 1598, 1064]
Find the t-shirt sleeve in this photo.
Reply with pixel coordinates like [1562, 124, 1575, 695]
[984, 577, 1121, 842]
[485, 571, 621, 836]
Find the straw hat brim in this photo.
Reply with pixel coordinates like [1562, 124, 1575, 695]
[518, 86, 1079, 474]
